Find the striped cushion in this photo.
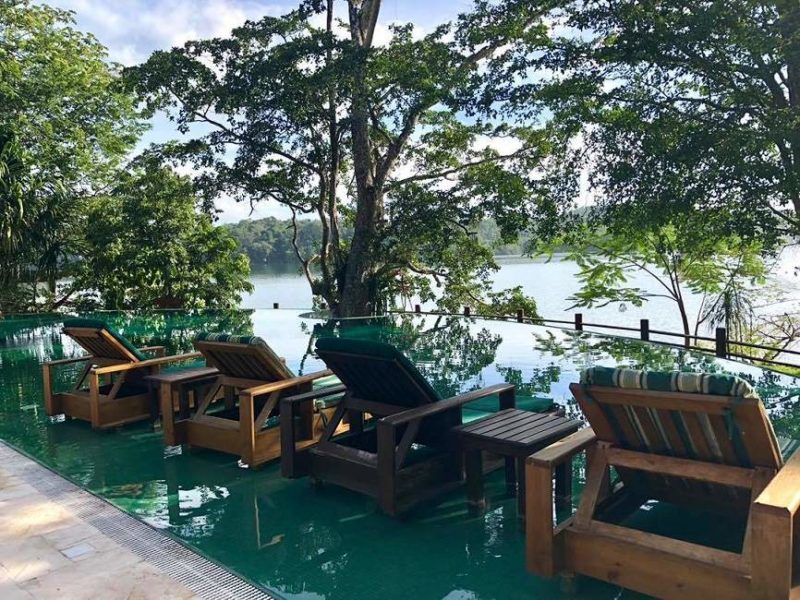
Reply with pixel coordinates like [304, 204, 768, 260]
[581, 366, 759, 398]
[194, 332, 268, 347]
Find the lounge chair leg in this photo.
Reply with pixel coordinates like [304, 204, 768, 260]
[560, 572, 577, 596]
[465, 448, 485, 513]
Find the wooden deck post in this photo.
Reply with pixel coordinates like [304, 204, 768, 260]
[464, 306, 471, 317]
[574, 313, 583, 331]
[414, 304, 421, 314]
[516, 309, 524, 323]
[640, 319, 650, 341]
[273, 302, 279, 309]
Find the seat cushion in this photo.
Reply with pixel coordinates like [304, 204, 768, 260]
[62, 318, 146, 361]
[581, 366, 759, 398]
[315, 337, 441, 407]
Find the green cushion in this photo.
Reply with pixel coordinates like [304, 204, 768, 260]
[581, 366, 759, 398]
[317, 337, 441, 402]
[194, 332, 267, 346]
[63, 318, 146, 361]
[466, 394, 554, 414]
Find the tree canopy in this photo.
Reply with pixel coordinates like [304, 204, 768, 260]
[0, 0, 143, 311]
[527, 0, 800, 246]
[126, 0, 568, 317]
[77, 160, 252, 310]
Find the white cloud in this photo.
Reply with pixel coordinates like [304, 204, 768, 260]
[50, 0, 291, 65]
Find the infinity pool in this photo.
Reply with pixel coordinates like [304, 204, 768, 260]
[2, 310, 799, 599]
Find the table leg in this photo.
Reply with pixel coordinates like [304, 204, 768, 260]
[505, 456, 516, 495]
[555, 459, 573, 511]
[516, 458, 527, 519]
[178, 385, 191, 420]
[465, 448, 485, 513]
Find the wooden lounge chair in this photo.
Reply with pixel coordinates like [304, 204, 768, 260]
[163, 333, 342, 468]
[42, 318, 200, 430]
[280, 337, 516, 516]
[526, 366, 800, 600]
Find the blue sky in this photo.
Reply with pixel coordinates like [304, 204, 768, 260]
[49, 0, 473, 222]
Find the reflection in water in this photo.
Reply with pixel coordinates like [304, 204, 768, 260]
[1, 310, 799, 599]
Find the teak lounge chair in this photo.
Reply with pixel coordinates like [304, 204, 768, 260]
[162, 333, 341, 468]
[526, 366, 800, 600]
[43, 318, 200, 429]
[280, 337, 516, 516]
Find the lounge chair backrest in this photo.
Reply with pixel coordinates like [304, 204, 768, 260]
[62, 318, 146, 362]
[575, 366, 782, 470]
[315, 337, 441, 409]
[193, 333, 294, 381]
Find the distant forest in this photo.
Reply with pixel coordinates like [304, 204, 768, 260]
[225, 217, 531, 271]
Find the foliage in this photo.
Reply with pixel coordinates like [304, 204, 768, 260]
[75, 160, 253, 310]
[125, 0, 567, 317]
[226, 217, 532, 272]
[537, 215, 769, 343]
[523, 0, 800, 244]
[0, 0, 143, 311]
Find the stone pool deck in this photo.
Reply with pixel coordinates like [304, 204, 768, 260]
[0, 443, 271, 600]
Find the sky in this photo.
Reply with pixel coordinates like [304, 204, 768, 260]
[48, 0, 474, 223]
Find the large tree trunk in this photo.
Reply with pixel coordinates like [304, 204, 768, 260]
[338, 0, 384, 317]
[777, 0, 800, 223]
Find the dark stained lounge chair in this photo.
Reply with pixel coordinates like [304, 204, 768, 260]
[42, 317, 200, 429]
[280, 337, 516, 516]
[164, 333, 343, 468]
[526, 366, 800, 599]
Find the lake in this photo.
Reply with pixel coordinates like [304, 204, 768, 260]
[243, 252, 800, 337]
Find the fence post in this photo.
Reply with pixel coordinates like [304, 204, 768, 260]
[640, 319, 650, 341]
[516, 309, 524, 323]
[715, 327, 728, 358]
[574, 313, 583, 331]
[463, 306, 471, 317]
[414, 304, 421, 314]
[273, 302, 279, 309]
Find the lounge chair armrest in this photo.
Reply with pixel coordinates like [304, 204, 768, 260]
[381, 383, 515, 427]
[138, 345, 166, 357]
[43, 356, 91, 367]
[240, 369, 334, 398]
[93, 352, 203, 375]
[280, 384, 348, 407]
[754, 448, 800, 515]
[527, 427, 596, 468]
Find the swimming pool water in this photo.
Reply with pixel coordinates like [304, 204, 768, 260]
[2, 310, 799, 599]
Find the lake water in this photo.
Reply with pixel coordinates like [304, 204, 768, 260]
[244, 253, 800, 338]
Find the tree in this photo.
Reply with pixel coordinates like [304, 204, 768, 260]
[0, 0, 143, 311]
[526, 0, 800, 244]
[539, 216, 769, 347]
[126, 0, 567, 317]
[76, 160, 252, 310]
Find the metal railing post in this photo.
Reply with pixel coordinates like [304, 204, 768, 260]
[715, 327, 728, 358]
[640, 319, 650, 341]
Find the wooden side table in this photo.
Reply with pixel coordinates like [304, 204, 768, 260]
[146, 368, 218, 443]
[456, 408, 580, 518]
